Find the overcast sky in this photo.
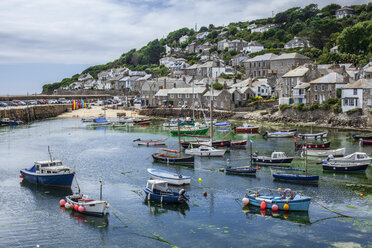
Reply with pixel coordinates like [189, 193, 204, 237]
[0, 0, 369, 94]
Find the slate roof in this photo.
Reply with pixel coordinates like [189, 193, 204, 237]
[309, 72, 346, 84]
[271, 53, 309, 61]
[343, 79, 372, 89]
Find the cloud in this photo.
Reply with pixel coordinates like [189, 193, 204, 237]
[0, 0, 368, 65]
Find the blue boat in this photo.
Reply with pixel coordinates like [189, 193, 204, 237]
[225, 166, 257, 176]
[244, 188, 311, 211]
[214, 122, 231, 127]
[143, 180, 189, 203]
[272, 173, 319, 183]
[20, 147, 75, 188]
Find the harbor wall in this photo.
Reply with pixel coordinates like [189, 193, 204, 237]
[139, 108, 235, 120]
[0, 104, 71, 123]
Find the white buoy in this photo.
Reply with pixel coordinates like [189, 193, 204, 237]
[242, 197, 249, 205]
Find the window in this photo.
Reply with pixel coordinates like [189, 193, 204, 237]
[353, 89, 357, 95]
[370, 89, 372, 96]
[314, 94, 318, 101]
[243, 94, 247, 100]
[314, 85, 318, 91]
[328, 85, 332, 90]
[350, 99, 354, 106]
[186, 94, 189, 98]
[263, 70, 266, 76]
[321, 84, 325, 91]
[258, 62, 261, 67]
[367, 99, 372, 106]
[170, 94, 174, 98]
[236, 94, 240, 100]
[263, 62, 266, 67]
[344, 99, 348, 106]
[178, 94, 182, 98]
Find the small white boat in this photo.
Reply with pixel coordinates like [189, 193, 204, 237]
[263, 129, 297, 138]
[147, 168, 191, 185]
[134, 138, 167, 146]
[323, 152, 371, 164]
[306, 148, 345, 157]
[185, 145, 226, 157]
[64, 194, 110, 216]
[298, 132, 328, 139]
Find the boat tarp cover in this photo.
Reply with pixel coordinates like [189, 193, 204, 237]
[26, 165, 36, 172]
[94, 118, 108, 123]
[214, 122, 231, 126]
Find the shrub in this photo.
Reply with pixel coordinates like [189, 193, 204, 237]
[310, 103, 320, 110]
[279, 104, 292, 111]
[346, 108, 362, 115]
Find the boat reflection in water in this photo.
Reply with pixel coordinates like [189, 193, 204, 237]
[242, 205, 311, 225]
[60, 207, 109, 228]
[143, 199, 190, 216]
[20, 179, 73, 198]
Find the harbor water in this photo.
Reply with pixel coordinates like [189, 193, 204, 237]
[0, 118, 371, 247]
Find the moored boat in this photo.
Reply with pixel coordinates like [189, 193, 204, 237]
[322, 162, 369, 172]
[134, 138, 167, 146]
[263, 129, 296, 138]
[322, 152, 371, 164]
[306, 148, 345, 157]
[1, 118, 23, 126]
[230, 140, 247, 148]
[214, 122, 231, 129]
[298, 132, 328, 139]
[143, 180, 189, 203]
[360, 139, 372, 146]
[62, 194, 110, 216]
[20, 147, 74, 188]
[181, 140, 231, 149]
[147, 168, 191, 185]
[225, 166, 257, 176]
[252, 152, 293, 166]
[295, 141, 330, 149]
[243, 188, 311, 211]
[234, 123, 259, 134]
[185, 145, 226, 157]
[170, 127, 209, 136]
[352, 133, 372, 140]
[272, 172, 319, 183]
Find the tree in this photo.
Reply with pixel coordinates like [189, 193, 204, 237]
[199, 26, 208, 32]
[290, 22, 306, 35]
[309, 19, 342, 49]
[302, 4, 319, 20]
[321, 4, 341, 17]
[337, 20, 372, 54]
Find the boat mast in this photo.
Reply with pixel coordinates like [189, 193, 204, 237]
[48, 146, 53, 162]
[192, 80, 195, 121]
[305, 137, 308, 176]
[100, 179, 103, 200]
[178, 119, 181, 155]
[209, 74, 214, 145]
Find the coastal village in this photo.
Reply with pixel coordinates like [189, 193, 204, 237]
[50, 5, 372, 120]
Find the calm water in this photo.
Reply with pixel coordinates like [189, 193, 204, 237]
[0, 118, 371, 248]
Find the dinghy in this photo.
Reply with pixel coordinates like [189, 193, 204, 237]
[263, 129, 296, 138]
[143, 180, 189, 204]
[134, 138, 167, 146]
[306, 148, 345, 157]
[225, 166, 257, 176]
[185, 145, 226, 157]
[234, 123, 259, 134]
[63, 194, 110, 216]
[298, 132, 328, 139]
[147, 168, 191, 185]
[252, 152, 293, 166]
[322, 162, 369, 172]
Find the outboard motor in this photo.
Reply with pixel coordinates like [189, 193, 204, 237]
[178, 189, 188, 201]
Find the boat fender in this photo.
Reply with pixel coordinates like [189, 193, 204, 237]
[283, 188, 293, 200]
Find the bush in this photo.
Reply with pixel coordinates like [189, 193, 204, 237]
[279, 104, 292, 111]
[310, 103, 320, 110]
[346, 108, 362, 115]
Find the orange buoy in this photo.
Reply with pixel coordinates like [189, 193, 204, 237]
[260, 201, 266, 210]
[360, 194, 364, 198]
[74, 205, 79, 211]
[19, 174, 24, 178]
[78, 206, 85, 212]
[203, 191, 207, 197]
[283, 203, 290, 211]
[272, 204, 279, 211]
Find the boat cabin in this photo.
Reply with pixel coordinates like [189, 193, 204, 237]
[146, 180, 170, 192]
[33, 160, 72, 174]
[343, 152, 369, 160]
[271, 152, 287, 159]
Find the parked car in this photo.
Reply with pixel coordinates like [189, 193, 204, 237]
[58, 98, 69, 104]
[5, 101, 16, 106]
[28, 100, 38, 105]
[0, 102, 8, 107]
[49, 99, 58, 104]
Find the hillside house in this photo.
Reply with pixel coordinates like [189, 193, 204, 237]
[336, 6, 355, 19]
[202, 89, 233, 110]
[284, 37, 311, 49]
[341, 79, 372, 113]
[196, 32, 209, 40]
[179, 35, 189, 44]
[251, 24, 277, 33]
[270, 53, 310, 77]
[231, 54, 249, 67]
[243, 53, 278, 77]
[242, 41, 264, 53]
[293, 83, 310, 104]
[309, 72, 350, 104]
[228, 39, 248, 52]
[167, 87, 207, 108]
[217, 39, 229, 51]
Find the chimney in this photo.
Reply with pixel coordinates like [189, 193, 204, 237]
[249, 76, 253, 87]
[164, 78, 166, 89]
[223, 82, 227, 90]
[174, 83, 176, 88]
[206, 83, 209, 91]
[343, 75, 350, 84]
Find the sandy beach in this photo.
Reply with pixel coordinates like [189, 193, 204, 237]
[56, 105, 145, 119]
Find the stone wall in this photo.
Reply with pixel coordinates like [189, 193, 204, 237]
[0, 104, 70, 123]
[139, 108, 234, 120]
[235, 100, 278, 112]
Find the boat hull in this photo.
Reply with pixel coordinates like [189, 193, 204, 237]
[20, 170, 74, 187]
[272, 173, 319, 183]
[181, 140, 231, 149]
[306, 148, 345, 157]
[184, 148, 226, 157]
[171, 128, 209, 135]
[152, 153, 194, 167]
[143, 187, 187, 203]
[235, 127, 259, 134]
[298, 132, 327, 139]
[295, 141, 330, 149]
[252, 157, 293, 165]
[65, 197, 108, 216]
[226, 166, 256, 176]
[323, 163, 369, 172]
[361, 140, 372, 146]
[246, 195, 311, 211]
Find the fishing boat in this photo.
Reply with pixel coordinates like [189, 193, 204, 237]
[82, 114, 105, 123]
[60, 180, 110, 216]
[143, 180, 189, 203]
[322, 152, 371, 164]
[230, 140, 247, 148]
[170, 127, 209, 136]
[298, 132, 328, 139]
[20, 147, 75, 187]
[1, 118, 23, 126]
[89, 117, 112, 127]
[322, 162, 369, 172]
[295, 141, 331, 149]
[252, 152, 293, 166]
[351, 133, 372, 140]
[306, 148, 345, 157]
[360, 139, 372, 146]
[181, 140, 231, 149]
[185, 145, 226, 157]
[119, 117, 135, 123]
[243, 188, 311, 211]
[263, 129, 296, 138]
[134, 138, 167, 146]
[163, 118, 178, 128]
[136, 121, 151, 126]
[234, 123, 259, 134]
[133, 118, 151, 123]
[147, 168, 191, 185]
[225, 166, 257, 176]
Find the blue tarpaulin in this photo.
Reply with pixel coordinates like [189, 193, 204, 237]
[94, 118, 108, 123]
[25, 165, 36, 172]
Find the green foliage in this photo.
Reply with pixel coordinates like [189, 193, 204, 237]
[207, 30, 218, 39]
[320, 4, 341, 17]
[199, 26, 208, 32]
[212, 82, 224, 90]
[318, 52, 364, 65]
[346, 108, 363, 115]
[290, 22, 306, 35]
[309, 19, 342, 49]
[279, 104, 292, 111]
[337, 20, 372, 55]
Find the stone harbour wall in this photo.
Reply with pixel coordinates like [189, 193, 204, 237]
[0, 104, 71, 123]
[139, 108, 235, 120]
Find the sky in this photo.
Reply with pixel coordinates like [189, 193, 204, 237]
[0, 0, 369, 94]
